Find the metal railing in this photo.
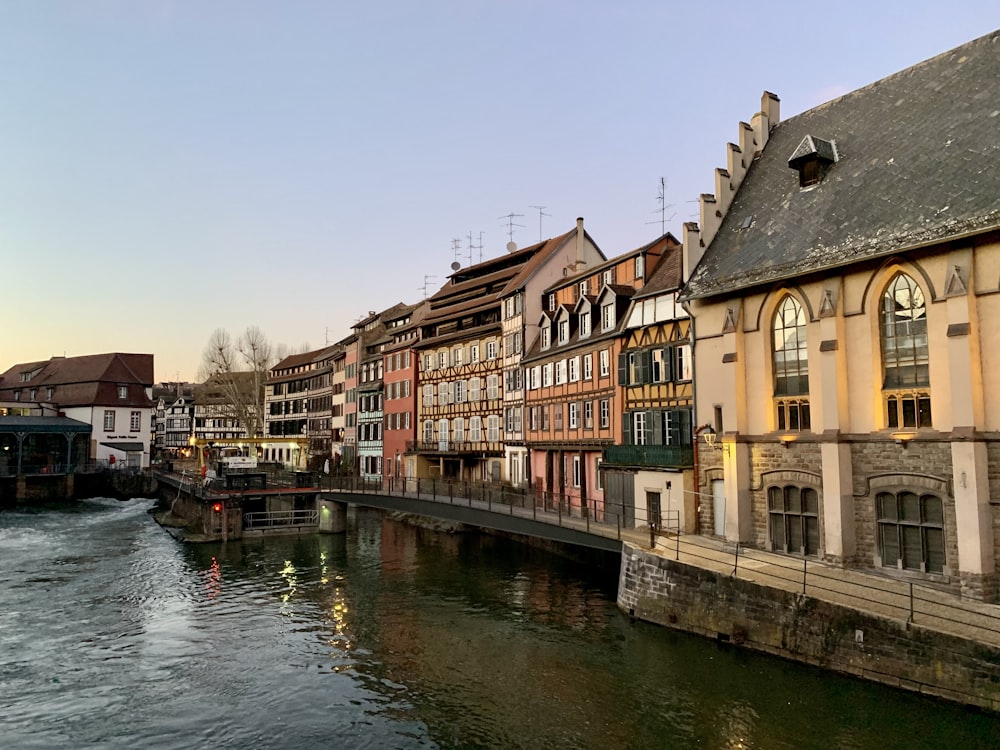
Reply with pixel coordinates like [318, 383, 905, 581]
[670, 539, 1000, 646]
[602, 444, 693, 468]
[243, 509, 319, 530]
[318, 474, 678, 546]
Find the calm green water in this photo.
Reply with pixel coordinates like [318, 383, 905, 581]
[1, 498, 996, 749]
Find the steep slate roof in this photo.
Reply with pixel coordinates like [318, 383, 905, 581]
[0, 353, 154, 408]
[683, 30, 1000, 300]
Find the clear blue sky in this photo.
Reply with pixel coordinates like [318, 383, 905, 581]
[3, 1, 998, 381]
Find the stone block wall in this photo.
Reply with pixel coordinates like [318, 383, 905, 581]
[618, 543, 1000, 711]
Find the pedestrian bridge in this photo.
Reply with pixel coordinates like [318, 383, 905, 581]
[317, 476, 657, 554]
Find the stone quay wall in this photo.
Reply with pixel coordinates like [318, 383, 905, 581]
[618, 543, 1000, 712]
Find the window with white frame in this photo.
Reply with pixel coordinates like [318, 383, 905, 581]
[104, 410, 115, 431]
[568, 356, 579, 382]
[542, 363, 553, 387]
[453, 346, 464, 366]
[487, 415, 500, 442]
[584, 400, 593, 428]
[453, 380, 467, 403]
[569, 401, 579, 429]
[438, 351, 447, 368]
[423, 384, 434, 407]
[600, 399, 610, 428]
[583, 354, 593, 380]
[602, 302, 615, 331]
[558, 320, 569, 344]
[541, 325, 550, 349]
[118, 385, 128, 399]
[603, 269, 613, 285]
[548, 293, 555, 312]
[486, 340, 498, 359]
[130, 411, 141, 432]
[572, 456, 581, 487]
[595, 458, 603, 489]
[423, 354, 433, 371]
[632, 411, 647, 444]
[579, 312, 590, 338]
[555, 360, 566, 385]
[579, 280, 588, 299]
[599, 349, 610, 377]
[470, 344, 480, 363]
[424, 420, 434, 443]
[635, 255, 644, 279]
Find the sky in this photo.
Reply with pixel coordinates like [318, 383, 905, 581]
[2, 1, 998, 382]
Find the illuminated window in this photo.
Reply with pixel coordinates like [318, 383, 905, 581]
[881, 273, 931, 428]
[773, 296, 810, 431]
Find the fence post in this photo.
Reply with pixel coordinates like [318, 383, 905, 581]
[908, 582, 914, 624]
[675, 528, 680, 561]
[449, 481, 453, 505]
[558, 497, 562, 526]
[432, 478, 436, 501]
[732, 544, 740, 577]
[616, 509, 621, 540]
[802, 557, 808, 595]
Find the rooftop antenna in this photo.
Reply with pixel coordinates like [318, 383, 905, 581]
[420, 275, 436, 299]
[498, 212, 524, 244]
[528, 205, 549, 242]
[476, 231, 485, 263]
[646, 177, 675, 235]
[451, 238, 462, 265]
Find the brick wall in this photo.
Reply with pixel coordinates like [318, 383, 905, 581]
[618, 544, 1000, 711]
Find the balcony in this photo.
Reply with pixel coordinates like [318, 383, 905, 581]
[406, 440, 504, 456]
[602, 444, 693, 468]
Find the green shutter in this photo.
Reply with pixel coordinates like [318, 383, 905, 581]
[623, 412, 633, 445]
[618, 353, 629, 385]
[640, 350, 653, 384]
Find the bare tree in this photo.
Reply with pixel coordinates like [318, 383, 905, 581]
[199, 326, 275, 438]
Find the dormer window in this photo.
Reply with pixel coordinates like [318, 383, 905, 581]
[788, 135, 838, 188]
[118, 385, 128, 399]
[579, 280, 588, 299]
[541, 325, 551, 349]
[635, 255, 644, 279]
[558, 320, 569, 344]
[579, 312, 591, 338]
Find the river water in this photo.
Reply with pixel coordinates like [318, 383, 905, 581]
[1, 498, 996, 749]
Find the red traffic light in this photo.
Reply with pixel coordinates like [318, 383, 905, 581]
[211, 502, 223, 513]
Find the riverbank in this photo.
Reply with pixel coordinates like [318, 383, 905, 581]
[619, 539, 1000, 712]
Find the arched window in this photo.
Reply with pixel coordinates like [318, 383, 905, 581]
[773, 296, 810, 430]
[881, 273, 931, 428]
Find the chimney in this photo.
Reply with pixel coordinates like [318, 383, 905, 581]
[576, 217, 585, 266]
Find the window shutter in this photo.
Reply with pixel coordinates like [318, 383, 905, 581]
[650, 410, 663, 445]
[623, 412, 633, 445]
[665, 347, 675, 382]
[640, 351, 653, 384]
[618, 353, 628, 385]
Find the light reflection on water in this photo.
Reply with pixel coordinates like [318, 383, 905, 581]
[0, 498, 995, 750]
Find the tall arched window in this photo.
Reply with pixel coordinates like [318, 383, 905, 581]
[773, 295, 810, 430]
[881, 273, 931, 428]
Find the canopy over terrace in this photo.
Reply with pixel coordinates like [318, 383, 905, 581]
[188, 436, 310, 469]
[0, 415, 92, 476]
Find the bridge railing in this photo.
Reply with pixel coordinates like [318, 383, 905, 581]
[319, 474, 681, 545]
[244, 509, 319, 530]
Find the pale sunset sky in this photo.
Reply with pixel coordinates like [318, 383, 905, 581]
[2, 1, 998, 381]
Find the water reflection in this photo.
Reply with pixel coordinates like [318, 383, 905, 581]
[1, 501, 996, 750]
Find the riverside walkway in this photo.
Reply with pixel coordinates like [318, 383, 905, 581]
[164, 467, 1000, 650]
[319, 476, 1000, 650]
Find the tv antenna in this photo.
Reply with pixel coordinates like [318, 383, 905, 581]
[466, 231, 484, 264]
[498, 212, 524, 243]
[451, 238, 462, 266]
[528, 205, 549, 242]
[646, 176, 675, 235]
[420, 275, 436, 299]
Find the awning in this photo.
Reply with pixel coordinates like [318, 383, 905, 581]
[100, 441, 145, 452]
